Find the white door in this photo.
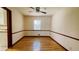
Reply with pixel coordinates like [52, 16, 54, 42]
[0, 8, 7, 51]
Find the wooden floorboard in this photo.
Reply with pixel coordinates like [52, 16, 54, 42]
[7, 36, 66, 51]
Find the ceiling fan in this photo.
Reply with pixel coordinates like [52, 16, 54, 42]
[30, 7, 47, 14]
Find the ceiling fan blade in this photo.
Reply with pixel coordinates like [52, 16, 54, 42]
[30, 7, 47, 14]
[36, 7, 40, 12]
[30, 7, 34, 9]
[40, 11, 47, 14]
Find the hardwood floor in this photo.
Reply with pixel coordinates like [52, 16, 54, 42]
[7, 36, 66, 51]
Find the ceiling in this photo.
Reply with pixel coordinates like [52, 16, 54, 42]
[15, 7, 62, 16]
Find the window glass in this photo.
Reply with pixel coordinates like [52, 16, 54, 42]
[34, 20, 41, 30]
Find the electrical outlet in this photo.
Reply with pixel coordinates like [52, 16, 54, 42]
[38, 34, 40, 36]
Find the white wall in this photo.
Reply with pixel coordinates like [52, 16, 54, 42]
[50, 7, 79, 50]
[0, 32, 7, 51]
[24, 16, 51, 36]
[8, 8, 24, 44]
[0, 8, 7, 25]
[0, 8, 7, 51]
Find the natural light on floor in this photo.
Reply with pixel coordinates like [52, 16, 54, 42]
[32, 39, 40, 51]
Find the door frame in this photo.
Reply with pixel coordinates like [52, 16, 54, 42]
[2, 7, 12, 48]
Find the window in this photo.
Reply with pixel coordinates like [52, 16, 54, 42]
[34, 20, 41, 30]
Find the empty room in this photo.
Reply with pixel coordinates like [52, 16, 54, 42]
[0, 7, 79, 51]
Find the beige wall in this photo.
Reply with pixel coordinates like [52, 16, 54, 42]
[24, 16, 52, 36]
[8, 8, 24, 44]
[50, 7, 79, 50]
[24, 16, 51, 30]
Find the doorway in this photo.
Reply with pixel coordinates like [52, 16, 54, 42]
[0, 7, 12, 50]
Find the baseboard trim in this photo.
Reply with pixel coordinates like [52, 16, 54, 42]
[12, 36, 49, 47]
[24, 36, 49, 37]
[24, 30, 50, 31]
[12, 36, 24, 47]
[49, 36, 69, 51]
